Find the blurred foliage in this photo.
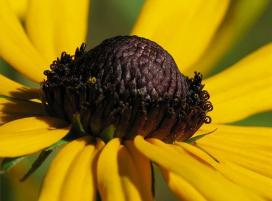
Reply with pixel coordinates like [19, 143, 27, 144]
[210, 1, 272, 75]
[1, 1, 272, 201]
[88, 0, 144, 47]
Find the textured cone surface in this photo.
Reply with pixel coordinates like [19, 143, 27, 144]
[42, 36, 212, 142]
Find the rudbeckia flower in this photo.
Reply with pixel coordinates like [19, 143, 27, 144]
[0, 0, 272, 201]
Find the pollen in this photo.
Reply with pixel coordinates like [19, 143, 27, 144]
[41, 35, 213, 142]
[89, 77, 97, 84]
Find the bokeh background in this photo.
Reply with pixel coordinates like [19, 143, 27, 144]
[1, 0, 272, 200]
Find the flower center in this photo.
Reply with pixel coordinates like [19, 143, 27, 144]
[41, 35, 212, 142]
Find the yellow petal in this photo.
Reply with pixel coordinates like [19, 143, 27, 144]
[0, 116, 68, 157]
[0, 75, 40, 99]
[196, 0, 269, 75]
[160, 169, 206, 201]
[132, 0, 229, 73]
[176, 140, 272, 199]
[60, 139, 104, 201]
[7, 0, 29, 19]
[0, 0, 48, 83]
[97, 138, 153, 201]
[0, 116, 67, 132]
[197, 124, 272, 150]
[81, 140, 105, 201]
[125, 141, 154, 201]
[175, 141, 218, 167]
[133, 136, 264, 201]
[0, 97, 45, 124]
[38, 137, 89, 201]
[205, 43, 272, 123]
[26, 0, 56, 61]
[199, 142, 272, 178]
[216, 161, 272, 200]
[196, 124, 272, 177]
[54, 0, 90, 55]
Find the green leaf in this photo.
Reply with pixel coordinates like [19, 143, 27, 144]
[45, 139, 67, 151]
[194, 144, 220, 163]
[0, 139, 67, 175]
[102, 125, 116, 143]
[20, 139, 68, 181]
[20, 150, 51, 181]
[1, 156, 26, 173]
[185, 128, 217, 144]
[72, 113, 86, 135]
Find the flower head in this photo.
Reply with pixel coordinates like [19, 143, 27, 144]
[0, 1, 272, 201]
[42, 35, 212, 142]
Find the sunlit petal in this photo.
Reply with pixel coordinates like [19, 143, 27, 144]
[176, 140, 272, 199]
[7, 0, 28, 19]
[54, 0, 90, 55]
[216, 161, 272, 199]
[26, 0, 56, 61]
[59, 139, 104, 201]
[196, 124, 272, 177]
[205, 43, 272, 123]
[125, 141, 153, 200]
[0, 117, 69, 157]
[0, 0, 47, 83]
[196, 0, 269, 74]
[134, 136, 264, 201]
[38, 137, 90, 201]
[97, 138, 153, 201]
[160, 169, 206, 201]
[132, 0, 229, 73]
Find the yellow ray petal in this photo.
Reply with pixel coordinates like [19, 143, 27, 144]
[196, 0, 269, 75]
[176, 141, 272, 199]
[81, 140, 105, 201]
[0, 116, 67, 132]
[0, 0, 48, 83]
[26, 0, 56, 61]
[97, 138, 125, 201]
[60, 139, 104, 201]
[132, 0, 229, 73]
[0, 97, 45, 125]
[0, 116, 68, 157]
[97, 139, 138, 201]
[198, 123, 272, 145]
[38, 137, 89, 201]
[0, 127, 69, 157]
[8, 0, 29, 19]
[81, 169, 94, 201]
[133, 136, 264, 201]
[0, 75, 40, 99]
[216, 161, 272, 200]
[54, 0, 90, 55]
[196, 124, 272, 151]
[204, 43, 272, 123]
[196, 124, 272, 178]
[97, 138, 153, 201]
[125, 141, 154, 201]
[197, 124, 272, 151]
[160, 169, 206, 201]
[175, 141, 218, 167]
[198, 144, 272, 178]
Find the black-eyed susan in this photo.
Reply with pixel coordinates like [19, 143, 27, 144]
[0, 0, 272, 201]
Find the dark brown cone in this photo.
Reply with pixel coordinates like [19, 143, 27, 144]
[41, 35, 213, 142]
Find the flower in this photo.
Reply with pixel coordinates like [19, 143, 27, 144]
[0, 1, 272, 201]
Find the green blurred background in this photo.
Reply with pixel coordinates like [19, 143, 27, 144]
[1, 0, 272, 200]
